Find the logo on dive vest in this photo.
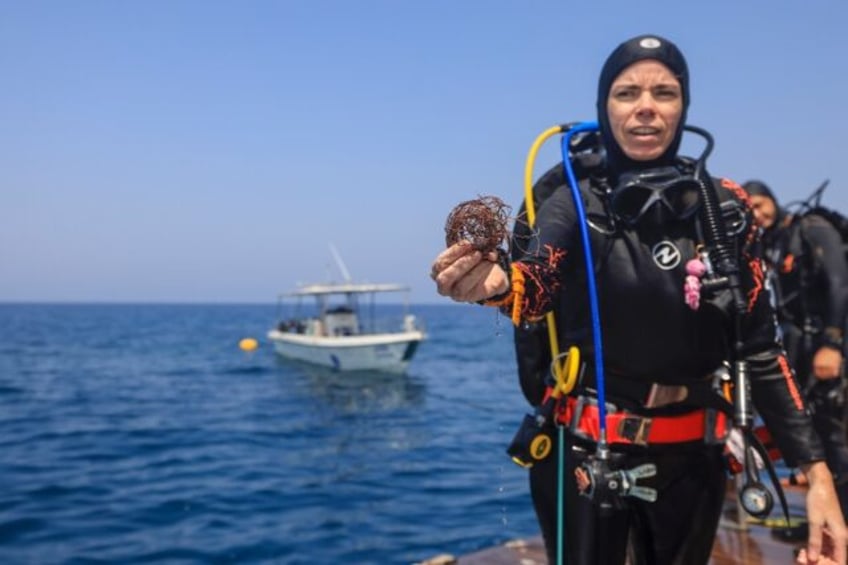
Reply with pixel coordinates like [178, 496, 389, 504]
[652, 241, 681, 270]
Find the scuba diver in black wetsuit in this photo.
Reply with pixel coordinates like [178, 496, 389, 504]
[430, 35, 846, 565]
[745, 179, 848, 519]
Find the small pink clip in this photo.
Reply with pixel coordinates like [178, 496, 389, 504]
[684, 258, 706, 310]
[684, 275, 701, 310]
[686, 258, 706, 277]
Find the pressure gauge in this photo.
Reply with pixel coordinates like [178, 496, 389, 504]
[740, 483, 773, 519]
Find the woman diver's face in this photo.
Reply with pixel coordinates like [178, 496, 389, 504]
[606, 60, 683, 162]
[749, 194, 778, 229]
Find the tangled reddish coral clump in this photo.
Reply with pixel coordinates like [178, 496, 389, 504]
[443, 195, 512, 254]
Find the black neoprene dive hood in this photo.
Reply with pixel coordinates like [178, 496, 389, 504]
[742, 180, 777, 203]
[596, 34, 690, 178]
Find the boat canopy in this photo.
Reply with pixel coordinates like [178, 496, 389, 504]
[282, 283, 410, 297]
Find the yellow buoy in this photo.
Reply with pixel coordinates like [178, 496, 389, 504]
[239, 337, 259, 352]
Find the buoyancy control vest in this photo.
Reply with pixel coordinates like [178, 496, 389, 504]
[510, 145, 753, 408]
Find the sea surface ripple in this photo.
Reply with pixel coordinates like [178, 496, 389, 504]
[0, 304, 536, 564]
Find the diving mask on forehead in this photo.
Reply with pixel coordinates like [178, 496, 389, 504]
[609, 125, 714, 226]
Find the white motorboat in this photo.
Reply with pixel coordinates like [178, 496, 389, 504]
[267, 278, 426, 374]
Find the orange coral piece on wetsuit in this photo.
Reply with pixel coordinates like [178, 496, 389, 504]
[747, 258, 764, 312]
[481, 293, 513, 309]
[546, 244, 567, 270]
[513, 262, 558, 321]
[721, 178, 751, 207]
[510, 245, 567, 323]
[782, 254, 795, 273]
[510, 265, 526, 325]
[723, 178, 759, 246]
[778, 354, 805, 412]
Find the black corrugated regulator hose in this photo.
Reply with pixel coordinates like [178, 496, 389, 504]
[687, 125, 748, 315]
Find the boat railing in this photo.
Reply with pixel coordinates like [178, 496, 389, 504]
[276, 318, 324, 336]
[346, 314, 422, 335]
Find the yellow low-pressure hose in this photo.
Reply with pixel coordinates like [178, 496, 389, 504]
[523, 125, 564, 225]
[523, 125, 575, 393]
[525, 126, 574, 565]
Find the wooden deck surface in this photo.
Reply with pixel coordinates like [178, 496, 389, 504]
[419, 481, 808, 565]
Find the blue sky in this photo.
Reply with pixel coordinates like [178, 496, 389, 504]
[2, 1, 847, 304]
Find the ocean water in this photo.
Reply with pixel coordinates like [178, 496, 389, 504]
[0, 304, 538, 565]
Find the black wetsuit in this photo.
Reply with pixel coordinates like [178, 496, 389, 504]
[508, 163, 825, 565]
[761, 212, 848, 516]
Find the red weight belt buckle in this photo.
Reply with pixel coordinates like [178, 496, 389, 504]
[561, 396, 727, 446]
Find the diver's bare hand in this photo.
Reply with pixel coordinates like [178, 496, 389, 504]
[796, 530, 842, 564]
[797, 462, 847, 564]
[431, 242, 509, 303]
[813, 347, 843, 380]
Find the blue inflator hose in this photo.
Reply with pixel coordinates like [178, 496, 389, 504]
[559, 122, 608, 434]
[548, 121, 605, 565]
